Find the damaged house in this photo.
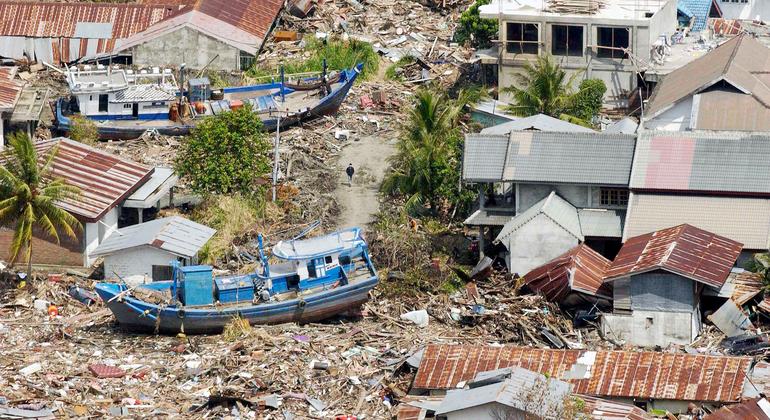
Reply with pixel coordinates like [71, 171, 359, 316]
[602, 224, 742, 347]
[411, 344, 769, 414]
[462, 131, 636, 275]
[0, 138, 177, 267]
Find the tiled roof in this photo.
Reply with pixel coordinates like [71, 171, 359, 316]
[606, 224, 742, 288]
[630, 131, 770, 195]
[0, 2, 178, 38]
[480, 113, 594, 135]
[522, 243, 613, 301]
[0, 138, 152, 222]
[0, 66, 22, 111]
[645, 34, 770, 118]
[413, 345, 752, 403]
[624, 194, 770, 250]
[92, 216, 215, 257]
[463, 131, 635, 185]
[496, 191, 583, 243]
[678, 0, 713, 31]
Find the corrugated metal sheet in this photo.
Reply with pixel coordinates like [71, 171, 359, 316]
[113, 84, 176, 103]
[694, 91, 770, 132]
[707, 270, 764, 305]
[678, 0, 712, 31]
[496, 191, 583, 242]
[578, 395, 651, 420]
[480, 113, 594, 135]
[463, 209, 513, 226]
[523, 243, 612, 301]
[463, 131, 636, 185]
[0, 137, 153, 221]
[92, 216, 215, 257]
[631, 131, 770, 195]
[578, 208, 623, 238]
[195, 0, 283, 39]
[624, 194, 770, 250]
[413, 345, 752, 403]
[0, 66, 22, 111]
[395, 396, 444, 420]
[462, 133, 509, 182]
[646, 34, 770, 119]
[707, 398, 770, 420]
[606, 224, 742, 288]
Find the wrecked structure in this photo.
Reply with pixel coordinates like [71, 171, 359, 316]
[0, 66, 22, 148]
[602, 224, 742, 347]
[462, 130, 636, 274]
[412, 344, 767, 414]
[478, 0, 678, 107]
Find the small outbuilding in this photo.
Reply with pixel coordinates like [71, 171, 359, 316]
[92, 216, 215, 282]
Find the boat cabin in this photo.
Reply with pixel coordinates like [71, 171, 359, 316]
[66, 65, 178, 121]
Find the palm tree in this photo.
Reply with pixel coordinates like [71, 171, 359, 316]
[502, 54, 586, 124]
[382, 88, 467, 213]
[0, 132, 82, 275]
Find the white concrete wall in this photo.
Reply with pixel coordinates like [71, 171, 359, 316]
[84, 207, 119, 266]
[643, 97, 693, 131]
[503, 213, 579, 275]
[132, 26, 241, 71]
[718, 1, 770, 21]
[602, 310, 696, 347]
[103, 245, 179, 281]
[446, 402, 524, 420]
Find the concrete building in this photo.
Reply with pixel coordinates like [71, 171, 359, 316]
[412, 344, 769, 414]
[462, 130, 636, 274]
[479, 0, 678, 107]
[643, 34, 770, 132]
[0, 138, 177, 267]
[602, 224, 742, 347]
[110, 0, 285, 70]
[92, 216, 215, 281]
[625, 131, 770, 262]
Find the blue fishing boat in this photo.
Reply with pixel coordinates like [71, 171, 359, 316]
[54, 63, 362, 140]
[93, 227, 378, 334]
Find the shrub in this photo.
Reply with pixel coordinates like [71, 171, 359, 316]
[193, 194, 260, 264]
[175, 104, 271, 196]
[68, 115, 98, 145]
[569, 79, 607, 121]
[455, 0, 498, 49]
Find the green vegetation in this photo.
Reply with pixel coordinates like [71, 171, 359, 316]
[503, 55, 607, 126]
[193, 194, 261, 265]
[0, 133, 82, 274]
[385, 56, 416, 81]
[455, 0, 498, 48]
[175, 104, 271, 197]
[247, 38, 380, 81]
[381, 87, 477, 215]
[68, 115, 98, 145]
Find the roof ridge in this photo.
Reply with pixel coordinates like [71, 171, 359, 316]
[723, 34, 746, 77]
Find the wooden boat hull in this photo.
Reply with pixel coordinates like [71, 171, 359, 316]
[94, 275, 377, 334]
[54, 64, 362, 140]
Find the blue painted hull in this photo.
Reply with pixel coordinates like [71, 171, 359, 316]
[94, 275, 378, 334]
[55, 65, 362, 140]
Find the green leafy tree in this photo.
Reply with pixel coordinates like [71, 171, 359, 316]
[455, 0, 498, 49]
[68, 115, 98, 145]
[175, 105, 271, 197]
[0, 133, 82, 274]
[382, 88, 476, 215]
[503, 55, 606, 125]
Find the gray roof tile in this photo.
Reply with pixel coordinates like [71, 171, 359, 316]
[92, 216, 216, 258]
[496, 191, 583, 242]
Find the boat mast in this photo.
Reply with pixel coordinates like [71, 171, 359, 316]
[272, 114, 280, 202]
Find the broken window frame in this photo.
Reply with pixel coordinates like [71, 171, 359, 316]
[600, 188, 629, 206]
[551, 24, 584, 57]
[505, 22, 540, 55]
[596, 26, 630, 59]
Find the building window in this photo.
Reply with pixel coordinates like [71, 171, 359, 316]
[98, 94, 109, 112]
[123, 103, 132, 109]
[239, 51, 255, 70]
[600, 188, 629, 206]
[505, 22, 539, 54]
[597, 27, 629, 59]
[552, 25, 584, 57]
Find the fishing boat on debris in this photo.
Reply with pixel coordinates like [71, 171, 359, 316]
[94, 227, 378, 334]
[55, 63, 362, 140]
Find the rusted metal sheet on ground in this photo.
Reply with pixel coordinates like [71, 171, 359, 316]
[707, 398, 770, 420]
[413, 345, 752, 403]
[605, 224, 742, 288]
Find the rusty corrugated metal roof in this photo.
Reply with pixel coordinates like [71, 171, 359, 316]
[194, 0, 283, 39]
[0, 1, 178, 38]
[605, 224, 742, 288]
[0, 66, 22, 111]
[707, 398, 770, 420]
[0, 138, 152, 222]
[413, 345, 751, 403]
[522, 243, 612, 301]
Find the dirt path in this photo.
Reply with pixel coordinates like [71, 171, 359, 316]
[334, 132, 397, 230]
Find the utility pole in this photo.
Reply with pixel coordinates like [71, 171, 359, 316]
[272, 115, 281, 202]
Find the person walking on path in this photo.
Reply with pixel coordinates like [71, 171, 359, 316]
[346, 163, 355, 186]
